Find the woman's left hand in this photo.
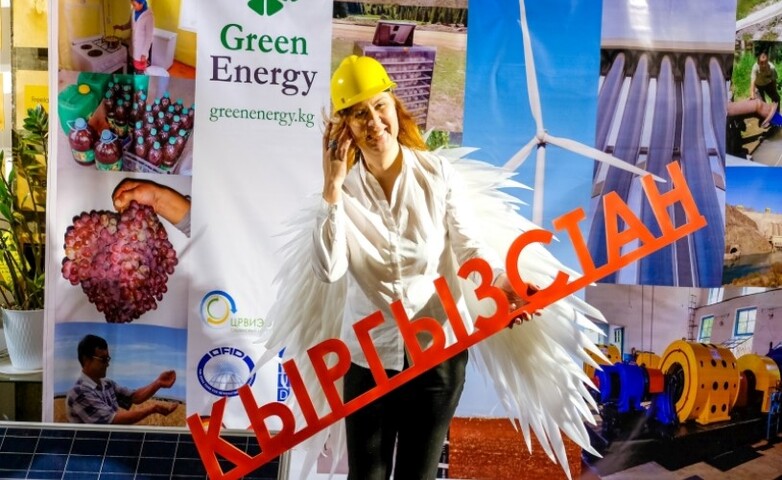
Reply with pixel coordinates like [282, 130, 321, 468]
[493, 272, 541, 328]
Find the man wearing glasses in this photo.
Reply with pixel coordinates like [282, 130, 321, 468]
[750, 52, 780, 105]
[66, 334, 177, 424]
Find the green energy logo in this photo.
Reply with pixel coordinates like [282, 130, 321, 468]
[247, 0, 297, 16]
[200, 290, 266, 331]
[200, 290, 236, 327]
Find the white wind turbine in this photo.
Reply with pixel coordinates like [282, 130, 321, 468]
[505, 0, 662, 226]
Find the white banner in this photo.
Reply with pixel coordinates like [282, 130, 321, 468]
[187, 0, 332, 427]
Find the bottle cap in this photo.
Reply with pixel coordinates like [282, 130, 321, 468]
[74, 118, 87, 129]
[78, 84, 91, 95]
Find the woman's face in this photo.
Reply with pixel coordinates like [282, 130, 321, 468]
[131, 1, 144, 11]
[344, 92, 399, 156]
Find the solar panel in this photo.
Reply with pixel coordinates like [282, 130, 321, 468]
[0, 423, 285, 479]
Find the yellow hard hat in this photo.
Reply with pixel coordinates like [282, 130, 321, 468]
[331, 55, 397, 113]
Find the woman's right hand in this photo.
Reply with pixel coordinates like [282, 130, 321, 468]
[322, 121, 350, 204]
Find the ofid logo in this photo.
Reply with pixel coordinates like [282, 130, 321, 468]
[197, 346, 257, 397]
[201, 290, 265, 332]
[247, 0, 297, 17]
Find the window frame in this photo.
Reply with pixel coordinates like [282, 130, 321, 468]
[734, 307, 757, 337]
[699, 315, 714, 342]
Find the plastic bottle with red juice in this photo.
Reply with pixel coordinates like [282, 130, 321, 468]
[94, 129, 123, 171]
[143, 114, 156, 135]
[162, 136, 178, 170]
[135, 93, 148, 121]
[170, 115, 182, 133]
[134, 135, 149, 159]
[165, 106, 175, 124]
[160, 92, 171, 110]
[103, 91, 115, 113]
[132, 120, 145, 143]
[113, 99, 129, 139]
[159, 124, 171, 144]
[180, 108, 192, 130]
[67, 118, 97, 166]
[145, 127, 158, 150]
[174, 129, 187, 156]
[147, 141, 163, 167]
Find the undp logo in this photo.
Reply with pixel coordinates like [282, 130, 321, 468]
[247, 0, 297, 17]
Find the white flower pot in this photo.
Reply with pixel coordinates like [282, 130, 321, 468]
[2, 308, 44, 371]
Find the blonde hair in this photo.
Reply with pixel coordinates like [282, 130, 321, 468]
[330, 93, 428, 170]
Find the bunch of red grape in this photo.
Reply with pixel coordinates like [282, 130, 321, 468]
[61, 201, 178, 323]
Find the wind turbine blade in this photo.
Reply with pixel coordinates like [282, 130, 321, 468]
[518, 0, 543, 132]
[533, 145, 546, 226]
[546, 134, 666, 182]
[504, 137, 539, 171]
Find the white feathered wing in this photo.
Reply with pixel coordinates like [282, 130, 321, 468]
[258, 147, 608, 480]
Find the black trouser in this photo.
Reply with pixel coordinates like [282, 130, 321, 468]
[343, 350, 468, 480]
[757, 82, 780, 105]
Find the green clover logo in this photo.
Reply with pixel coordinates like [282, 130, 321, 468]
[247, 0, 296, 16]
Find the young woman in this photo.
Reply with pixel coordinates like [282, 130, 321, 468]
[315, 54, 528, 479]
[115, 0, 154, 74]
[263, 54, 603, 480]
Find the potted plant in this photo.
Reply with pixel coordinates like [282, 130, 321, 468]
[0, 105, 48, 372]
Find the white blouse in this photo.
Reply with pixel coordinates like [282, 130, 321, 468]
[312, 146, 502, 371]
[131, 9, 154, 62]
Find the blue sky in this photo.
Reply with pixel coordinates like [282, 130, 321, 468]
[463, 0, 736, 274]
[53, 322, 186, 400]
[464, 0, 602, 270]
[726, 166, 782, 213]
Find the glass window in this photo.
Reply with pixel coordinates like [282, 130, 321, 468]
[707, 288, 723, 305]
[699, 315, 714, 342]
[741, 287, 766, 296]
[734, 307, 757, 337]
